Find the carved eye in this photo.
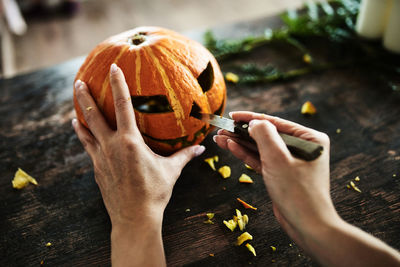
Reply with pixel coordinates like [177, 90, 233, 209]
[131, 95, 173, 113]
[189, 101, 202, 118]
[197, 61, 214, 93]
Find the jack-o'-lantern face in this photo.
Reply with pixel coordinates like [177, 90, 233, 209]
[74, 27, 226, 154]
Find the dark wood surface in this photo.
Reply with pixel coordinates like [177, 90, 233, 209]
[1, 16, 400, 267]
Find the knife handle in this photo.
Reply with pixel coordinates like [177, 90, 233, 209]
[233, 121, 323, 161]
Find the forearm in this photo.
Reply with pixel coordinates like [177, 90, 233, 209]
[111, 213, 166, 267]
[302, 217, 400, 267]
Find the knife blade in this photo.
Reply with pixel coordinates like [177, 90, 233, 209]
[197, 113, 323, 161]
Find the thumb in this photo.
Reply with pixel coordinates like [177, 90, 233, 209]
[248, 120, 290, 163]
[168, 145, 206, 172]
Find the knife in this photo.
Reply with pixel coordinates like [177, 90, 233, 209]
[196, 113, 323, 161]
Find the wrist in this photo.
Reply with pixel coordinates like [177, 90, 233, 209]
[110, 208, 166, 267]
[296, 212, 346, 259]
[111, 206, 164, 236]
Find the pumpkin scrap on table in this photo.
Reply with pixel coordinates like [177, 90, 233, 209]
[225, 72, 239, 83]
[236, 232, 253, 246]
[204, 155, 219, 171]
[223, 218, 238, 232]
[245, 164, 254, 171]
[12, 168, 38, 189]
[218, 165, 231, 178]
[302, 53, 313, 64]
[204, 213, 215, 224]
[236, 209, 249, 231]
[246, 243, 257, 256]
[237, 198, 257, 210]
[74, 26, 227, 155]
[301, 101, 317, 116]
[223, 209, 249, 232]
[238, 173, 254, 184]
[349, 181, 362, 193]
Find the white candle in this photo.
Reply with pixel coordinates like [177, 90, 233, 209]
[356, 0, 391, 39]
[383, 0, 400, 53]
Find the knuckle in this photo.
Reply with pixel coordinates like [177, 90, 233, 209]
[252, 120, 276, 135]
[110, 73, 125, 86]
[84, 109, 96, 125]
[114, 96, 131, 110]
[81, 136, 95, 148]
[261, 120, 276, 131]
[120, 134, 140, 151]
[317, 132, 330, 146]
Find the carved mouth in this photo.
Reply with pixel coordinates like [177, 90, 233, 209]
[143, 99, 225, 147]
[131, 95, 173, 113]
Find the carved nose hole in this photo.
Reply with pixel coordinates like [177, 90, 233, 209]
[197, 61, 214, 93]
[131, 95, 173, 113]
[189, 102, 202, 119]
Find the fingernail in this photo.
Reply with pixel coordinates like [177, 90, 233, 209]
[228, 112, 233, 118]
[110, 63, 118, 74]
[72, 118, 77, 127]
[213, 135, 217, 143]
[75, 80, 83, 90]
[194, 145, 206, 156]
[217, 129, 223, 135]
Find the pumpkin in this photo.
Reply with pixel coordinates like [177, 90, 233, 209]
[74, 26, 226, 154]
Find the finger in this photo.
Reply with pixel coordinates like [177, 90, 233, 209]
[109, 63, 138, 134]
[217, 129, 236, 137]
[231, 111, 328, 146]
[226, 139, 261, 173]
[167, 145, 206, 181]
[231, 111, 308, 134]
[214, 132, 258, 153]
[75, 80, 112, 143]
[248, 120, 292, 165]
[72, 118, 98, 157]
[229, 111, 264, 121]
[213, 134, 229, 150]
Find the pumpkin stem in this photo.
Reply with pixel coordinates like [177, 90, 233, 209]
[129, 34, 146, 45]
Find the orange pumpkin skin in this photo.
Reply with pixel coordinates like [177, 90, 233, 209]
[74, 26, 226, 155]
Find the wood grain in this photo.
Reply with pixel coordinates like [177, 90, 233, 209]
[1, 16, 400, 266]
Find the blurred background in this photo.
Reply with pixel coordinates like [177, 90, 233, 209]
[0, 0, 308, 77]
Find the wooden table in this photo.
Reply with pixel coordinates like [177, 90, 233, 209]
[1, 16, 400, 266]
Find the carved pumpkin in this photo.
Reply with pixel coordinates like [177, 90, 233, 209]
[74, 26, 226, 154]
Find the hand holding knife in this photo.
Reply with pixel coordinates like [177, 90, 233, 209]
[194, 113, 323, 161]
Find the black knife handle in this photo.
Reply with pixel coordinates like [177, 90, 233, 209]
[233, 121, 323, 161]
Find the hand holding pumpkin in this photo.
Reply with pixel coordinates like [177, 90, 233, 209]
[72, 64, 205, 267]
